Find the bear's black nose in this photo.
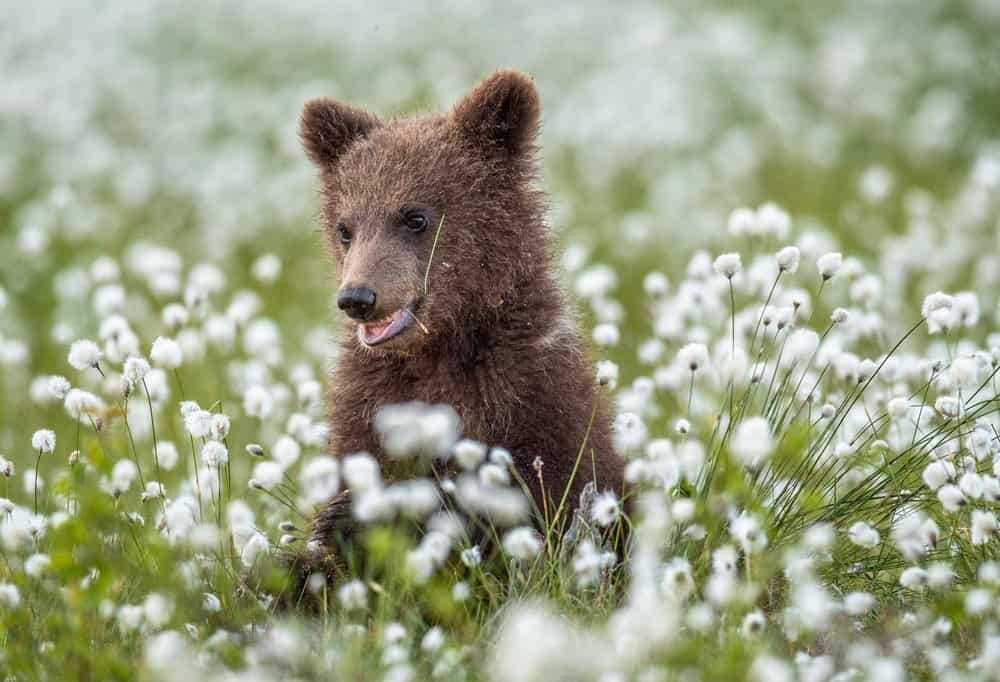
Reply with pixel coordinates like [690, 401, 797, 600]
[337, 286, 377, 320]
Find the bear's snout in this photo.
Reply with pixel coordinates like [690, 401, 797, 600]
[337, 285, 377, 321]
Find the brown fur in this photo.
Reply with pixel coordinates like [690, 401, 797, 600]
[299, 69, 624, 564]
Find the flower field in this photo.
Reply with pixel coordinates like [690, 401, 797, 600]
[2, 1, 1000, 679]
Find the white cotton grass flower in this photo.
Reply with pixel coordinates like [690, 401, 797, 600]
[891, 513, 940, 561]
[937, 484, 966, 512]
[161, 303, 189, 329]
[843, 591, 875, 615]
[24, 553, 51, 578]
[107, 459, 138, 495]
[677, 343, 710, 373]
[816, 252, 842, 280]
[959, 472, 984, 500]
[252, 253, 282, 284]
[200, 441, 228, 468]
[953, 291, 980, 327]
[971, 510, 998, 545]
[934, 395, 963, 419]
[184, 409, 213, 439]
[713, 253, 742, 279]
[143, 593, 173, 630]
[152, 442, 179, 471]
[338, 579, 368, 611]
[595, 359, 619, 389]
[921, 292, 955, 334]
[775, 246, 800, 273]
[45, 375, 71, 401]
[250, 461, 283, 491]
[63, 388, 107, 419]
[728, 207, 757, 237]
[730, 513, 767, 554]
[453, 439, 487, 471]
[68, 339, 102, 371]
[887, 397, 910, 421]
[756, 202, 791, 238]
[31, 430, 55, 454]
[242, 318, 282, 361]
[660, 557, 695, 602]
[783, 329, 819, 367]
[592, 323, 620, 347]
[574, 263, 617, 302]
[803, 523, 835, 552]
[350, 488, 391, 530]
[342, 453, 381, 496]
[643, 271, 669, 297]
[421, 626, 445, 654]
[122, 356, 150, 386]
[141, 481, 165, 502]
[741, 610, 766, 638]
[900, 566, 928, 589]
[272, 435, 301, 469]
[451, 582, 472, 605]
[572, 539, 615, 587]
[243, 385, 275, 419]
[922, 460, 955, 491]
[461, 546, 482, 568]
[730, 417, 773, 469]
[387, 479, 439, 519]
[240, 531, 269, 568]
[117, 604, 144, 632]
[489, 448, 513, 468]
[847, 521, 880, 549]
[949, 355, 979, 388]
[204, 316, 236, 351]
[375, 402, 460, 460]
[638, 337, 664, 364]
[0, 583, 21, 609]
[612, 412, 647, 455]
[966, 588, 993, 615]
[227, 291, 262, 325]
[717, 345, 749, 387]
[202, 593, 222, 613]
[298, 456, 340, 507]
[590, 491, 621, 528]
[210, 413, 230, 441]
[967, 426, 995, 460]
[502, 526, 542, 561]
[149, 336, 183, 369]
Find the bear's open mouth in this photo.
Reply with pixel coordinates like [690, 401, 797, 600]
[358, 302, 419, 346]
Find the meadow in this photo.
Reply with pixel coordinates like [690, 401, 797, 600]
[2, 0, 1000, 679]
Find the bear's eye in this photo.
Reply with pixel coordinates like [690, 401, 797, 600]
[404, 212, 429, 233]
[336, 224, 352, 245]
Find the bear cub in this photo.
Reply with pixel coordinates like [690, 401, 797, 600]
[298, 69, 625, 578]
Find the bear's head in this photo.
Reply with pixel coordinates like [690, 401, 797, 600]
[300, 69, 547, 356]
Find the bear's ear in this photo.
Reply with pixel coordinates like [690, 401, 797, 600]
[452, 69, 540, 159]
[299, 97, 381, 169]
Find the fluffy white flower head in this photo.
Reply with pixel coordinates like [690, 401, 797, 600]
[713, 253, 742, 279]
[68, 339, 102, 371]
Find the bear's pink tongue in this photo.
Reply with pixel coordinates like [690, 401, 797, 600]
[359, 309, 410, 346]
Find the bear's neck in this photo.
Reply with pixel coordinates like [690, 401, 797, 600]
[437, 267, 561, 360]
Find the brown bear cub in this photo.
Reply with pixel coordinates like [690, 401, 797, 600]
[295, 69, 625, 586]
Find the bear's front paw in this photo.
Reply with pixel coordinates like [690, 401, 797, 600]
[280, 489, 358, 610]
